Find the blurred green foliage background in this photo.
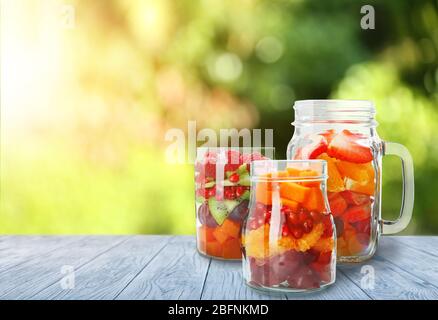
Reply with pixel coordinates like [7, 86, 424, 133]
[1, 0, 437, 234]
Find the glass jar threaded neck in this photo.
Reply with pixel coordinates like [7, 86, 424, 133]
[292, 100, 377, 127]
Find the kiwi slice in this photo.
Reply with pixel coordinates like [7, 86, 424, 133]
[238, 173, 251, 186]
[208, 197, 239, 225]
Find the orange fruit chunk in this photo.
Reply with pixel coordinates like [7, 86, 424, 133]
[318, 153, 345, 192]
[206, 240, 223, 257]
[336, 161, 374, 184]
[302, 187, 325, 212]
[312, 236, 334, 252]
[255, 182, 272, 205]
[219, 219, 241, 239]
[213, 227, 230, 244]
[346, 178, 375, 196]
[279, 182, 311, 203]
[281, 198, 300, 212]
[222, 238, 242, 259]
[279, 223, 324, 252]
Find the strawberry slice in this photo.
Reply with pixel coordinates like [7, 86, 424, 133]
[340, 190, 370, 206]
[319, 129, 336, 144]
[295, 134, 328, 159]
[328, 193, 348, 217]
[327, 130, 373, 163]
[343, 204, 371, 223]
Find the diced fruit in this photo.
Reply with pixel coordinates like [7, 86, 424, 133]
[317, 153, 345, 192]
[302, 187, 325, 212]
[213, 227, 230, 244]
[224, 199, 240, 213]
[238, 173, 251, 186]
[336, 160, 374, 183]
[222, 238, 242, 259]
[281, 198, 300, 212]
[319, 129, 336, 143]
[345, 178, 375, 196]
[328, 193, 348, 217]
[356, 233, 370, 246]
[327, 130, 373, 163]
[206, 240, 223, 257]
[286, 211, 300, 226]
[291, 226, 304, 239]
[312, 237, 334, 252]
[228, 200, 249, 222]
[286, 167, 301, 176]
[279, 182, 311, 203]
[255, 183, 272, 205]
[343, 204, 371, 223]
[352, 217, 371, 234]
[295, 134, 328, 159]
[198, 203, 219, 227]
[198, 225, 216, 242]
[217, 219, 241, 239]
[229, 173, 240, 183]
[347, 233, 365, 254]
[340, 190, 370, 206]
[208, 197, 230, 225]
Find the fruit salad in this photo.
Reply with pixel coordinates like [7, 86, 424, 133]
[195, 149, 270, 260]
[242, 164, 335, 292]
[292, 129, 375, 259]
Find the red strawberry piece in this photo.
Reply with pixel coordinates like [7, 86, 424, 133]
[229, 173, 240, 183]
[321, 214, 334, 238]
[341, 190, 371, 206]
[327, 130, 373, 163]
[352, 217, 371, 234]
[295, 134, 328, 159]
[328, 193, 348, 217]
[319, 129, 336, 143]
[317, 251, 333, 265]
[343, 204, 371, 223]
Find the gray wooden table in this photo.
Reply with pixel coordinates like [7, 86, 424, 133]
[0, 236, 437, 300]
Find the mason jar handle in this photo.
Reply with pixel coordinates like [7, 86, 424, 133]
[381, 142, 415, 234]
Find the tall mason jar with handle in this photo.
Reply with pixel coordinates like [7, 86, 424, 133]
[287, 100, 414, 263]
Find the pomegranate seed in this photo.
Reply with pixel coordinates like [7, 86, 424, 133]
[303, 218, 314, 233]
[287, 212, 300, 225]
[298, 210, 309, 223]
[229, 173, 240, 183]
[309, 211, 322, 223]
[291, 226, 304, 239]
[235, 186, 245, 198]
[207, 187, 216, 198]
[282, 225, 290, 237]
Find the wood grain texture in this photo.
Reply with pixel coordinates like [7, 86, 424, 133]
[0, 236, 127, 299]
[0, 235, 437, 300]
[31, 235, 172, 300]
[116, 236, 210, 300]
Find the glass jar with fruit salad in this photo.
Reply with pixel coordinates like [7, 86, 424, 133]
[195, 147, 274, 260]
[242, 160, 336, 293]
[287, 100, 414, 263]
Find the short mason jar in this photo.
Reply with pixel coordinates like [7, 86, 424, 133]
[195, 147, 274, 260]
[242, 160, 336, 293]
[287, 100, 414, 263]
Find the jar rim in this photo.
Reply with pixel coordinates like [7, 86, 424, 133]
[294, 99, 375, 112]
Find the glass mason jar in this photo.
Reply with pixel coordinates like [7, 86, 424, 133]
[195, 147, 274, 260]
[242, 160, 336, 293]
[287, 100, 414, 263]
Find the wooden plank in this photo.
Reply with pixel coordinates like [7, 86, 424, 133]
[116, 236, 210, 300]
[339, 255, 438, 300]
[385, 236, 438, 258]
[0, 236, 85, 272]
[201, 260, 286, 300]
[376, 237, 438, 287]
[0, 236, 127, 299]
[32, 235, 172, 300]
